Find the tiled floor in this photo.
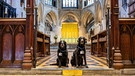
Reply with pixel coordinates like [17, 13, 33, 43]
[36, 49, 108, 69]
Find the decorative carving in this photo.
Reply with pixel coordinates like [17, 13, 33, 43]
[18, 26, 22, 32]
[26, 7, 31, 13]
[6, 26, 10, 32]
[120, 25, 129, 34]
[123, 25, 127, 32]
[114, 7, 119, 15]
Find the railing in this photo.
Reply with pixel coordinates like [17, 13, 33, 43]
[0, 1, 16, 18]
[0, 18, 26, 68]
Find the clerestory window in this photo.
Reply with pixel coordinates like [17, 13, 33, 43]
[45, 0, 57, 7]
[62, 0, 78, 8]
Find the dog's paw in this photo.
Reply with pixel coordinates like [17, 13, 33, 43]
[85, 65, 88, 68]
[66, 64, 68, 67]
[76, 65, 79, 68]
[58, 65, 61, 68]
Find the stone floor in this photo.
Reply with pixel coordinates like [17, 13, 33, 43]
[36, 49, 108, 69]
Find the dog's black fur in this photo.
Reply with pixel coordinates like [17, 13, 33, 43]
[57, 40, 69, 67]
[71, 37, 88, 68]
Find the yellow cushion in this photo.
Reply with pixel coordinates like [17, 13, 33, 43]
[63, 69, 82, 76]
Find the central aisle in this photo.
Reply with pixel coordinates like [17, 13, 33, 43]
[36, 49, 108, 69]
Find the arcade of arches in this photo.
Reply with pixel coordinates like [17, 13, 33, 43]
[0, 0, 135, 75]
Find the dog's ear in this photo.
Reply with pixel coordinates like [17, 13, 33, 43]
[77, 37, 81, 42]
[77, 38, 79, 42]
[83, 37, 87, 43]
[58, 41, 61, 48]
[85, 38, 87, 43]
[64, 40, 66, 44]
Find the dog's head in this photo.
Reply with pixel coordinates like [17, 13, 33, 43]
[77, 37, 87, 46]
[59, 40, 67, 50]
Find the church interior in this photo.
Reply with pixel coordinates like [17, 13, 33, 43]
[0, 0, 135, 75]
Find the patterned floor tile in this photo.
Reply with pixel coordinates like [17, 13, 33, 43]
[36, 49, 108, 69]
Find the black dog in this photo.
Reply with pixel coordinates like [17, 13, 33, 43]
[57, 40, 69, 67]
[71, 37, 88, 68]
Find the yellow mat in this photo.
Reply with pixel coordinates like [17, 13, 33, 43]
[63, 69, 82, 76]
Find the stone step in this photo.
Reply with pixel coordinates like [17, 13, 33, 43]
[0, 68, 135, 75]
[83, 69, 116, 75]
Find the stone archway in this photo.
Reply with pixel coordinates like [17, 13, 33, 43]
[81, 10, 94, 41]
[45, 11, 57, 43]
[96, 2, 102, 24]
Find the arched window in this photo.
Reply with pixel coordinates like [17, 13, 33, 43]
[62, 0, 78, 8]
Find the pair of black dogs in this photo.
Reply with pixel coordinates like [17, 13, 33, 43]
[57, 37, 88, 68]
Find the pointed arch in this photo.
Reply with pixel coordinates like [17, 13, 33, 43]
[45, 10, 57, 26]
[81, 10, 94, 27]
[2, 25, 13, 34]
[96, 1, 102, 23]
[60, 12, 80, 24]
[38, 3, 44, 23]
